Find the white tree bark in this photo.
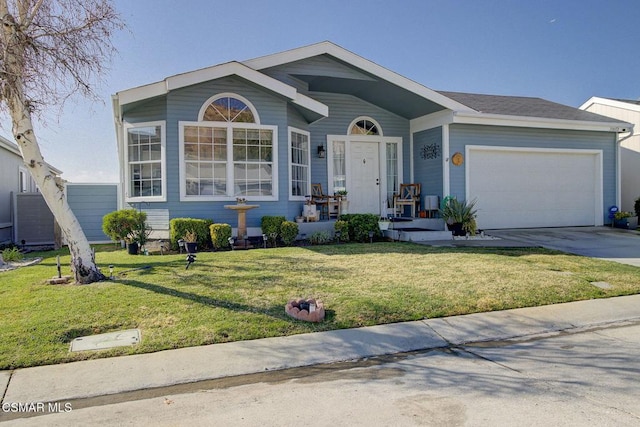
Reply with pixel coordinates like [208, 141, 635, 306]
[10, 106, 104, 283]
[1, 1, 105, 283]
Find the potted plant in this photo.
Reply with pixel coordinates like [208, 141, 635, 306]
[102, 209, 148, 255]
[614, 211, 637, 229]
[439, 197, 478, 236]
[132, 220, 152, 254]
[183, 230, 198, 253]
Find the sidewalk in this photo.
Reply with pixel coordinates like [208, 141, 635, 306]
[2, 295, 640, 406]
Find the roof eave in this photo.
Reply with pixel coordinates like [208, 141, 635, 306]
[453, 111, 633, 133]
[580, 96, 640, 113]
[243, 41, 476, 114]
[114, 61, 328, 120]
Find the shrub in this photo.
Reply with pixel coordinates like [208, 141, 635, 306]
[210, 223, 232, 250]
[280, 221, 299, 246]
[1, 247, 23, 262]
[169, 218, 213, 250]
[310, 231, 332, 245]
[334, 220, 350, 242]
[635, 197, 640, 217]
[340, 214, 381, 242]
[102, 209, 146, 243]
[261, 216, 285, 246]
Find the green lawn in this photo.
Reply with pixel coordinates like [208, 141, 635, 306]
[1, 242, 640, 369]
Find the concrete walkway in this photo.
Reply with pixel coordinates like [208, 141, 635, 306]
[2, 295, 640, 409]
[488, 226, 640, 267]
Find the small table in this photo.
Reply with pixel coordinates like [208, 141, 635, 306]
[224, 204, 259, 240]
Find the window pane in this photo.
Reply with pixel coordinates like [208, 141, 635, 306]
[203, 105, 227, 122]
[213, 144, 226, 161]
[247, 145, 261, 162]
[198, 127, 213, 143]
[185, 143, 198, 160]
[332, 141, 346, 192]
[200, 179, 213, 196]
[150, 143, 161, 161]
[184, 126, 199, 143]
[200, 143, 213, 160]
[186, 179, 198, 195]
[185, 162, 198, 179]
[233, 146, 247, 161]
[199, 163, 213, 179]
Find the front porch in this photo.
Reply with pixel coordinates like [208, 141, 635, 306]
[296, 217, 452, 242]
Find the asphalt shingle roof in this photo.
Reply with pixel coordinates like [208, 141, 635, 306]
[438, 91, 625, 124]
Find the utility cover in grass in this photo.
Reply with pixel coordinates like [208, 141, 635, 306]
[70, 329, 141, 352]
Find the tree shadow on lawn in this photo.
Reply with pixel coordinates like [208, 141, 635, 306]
[302, 242, 563, 258]
[119, 278, 294, 321]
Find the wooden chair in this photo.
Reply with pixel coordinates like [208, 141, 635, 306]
[394, 183, 421, 217]
[311, 183, 339, 220]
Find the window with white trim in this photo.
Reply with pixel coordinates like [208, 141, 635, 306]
[180, 94, 277, 200]
[125, 121, 166, 201]
[349, 117, 381, 135]
[289, 127, 310, 199]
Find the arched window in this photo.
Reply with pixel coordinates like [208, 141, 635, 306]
[182, 93, 276, 201]
[198, 93, 259, 124]
[348, 117, 382, 136]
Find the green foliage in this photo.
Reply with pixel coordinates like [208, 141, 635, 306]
[261, 216, 286, 245]
[615, 211, 633, 220]
[334, 220, 350, 242]
[280, 221, 299, 246]
[1, 247, 23, 262]
[210, 223, 232, 250]
[635, 197, 640, 217]
[309, 231, 332, 245]
[340, 214, 381, 242]
[439, 197, 478, 235]
[102, 209, 147, 243]
[169, 218, 213, 250]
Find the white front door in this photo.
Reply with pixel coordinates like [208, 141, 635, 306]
[349, 141, 380, 214]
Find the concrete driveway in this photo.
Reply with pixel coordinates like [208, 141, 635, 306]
[488, 226, 640, 267]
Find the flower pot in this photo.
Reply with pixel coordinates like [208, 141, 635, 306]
[447, 222, 465, 236]
[127, 242, 139, 255]
[378, 221, 390, 231]
[185, 242, 197, 253]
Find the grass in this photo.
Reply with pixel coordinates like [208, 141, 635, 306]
[1, 242, 640, 369]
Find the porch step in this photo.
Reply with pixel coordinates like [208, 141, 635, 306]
[385, 228, 452, 242]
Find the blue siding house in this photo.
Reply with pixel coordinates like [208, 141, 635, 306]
[112, 42, 630, 235]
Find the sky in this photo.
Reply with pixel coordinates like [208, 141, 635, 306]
[5, 0, 640, 182]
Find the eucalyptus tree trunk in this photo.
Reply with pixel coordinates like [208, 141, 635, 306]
[0, 3, 104, 283]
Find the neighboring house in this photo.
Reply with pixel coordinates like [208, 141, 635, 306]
[0, 135, 61, 245]
[580, 97, 640, 213]
[112, 41, 630, 233]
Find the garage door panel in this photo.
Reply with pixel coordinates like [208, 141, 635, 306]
[468, 148, 600, 229]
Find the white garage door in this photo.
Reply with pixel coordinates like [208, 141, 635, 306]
[467, 147, 602, 229]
